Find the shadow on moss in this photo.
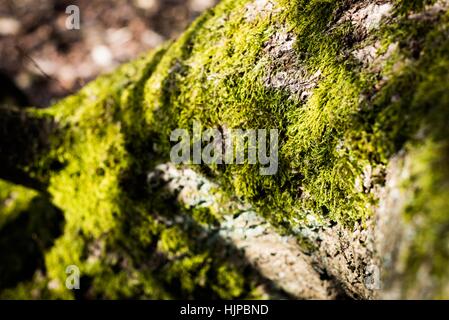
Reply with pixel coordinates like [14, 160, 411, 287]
[0, 195, 64, 289]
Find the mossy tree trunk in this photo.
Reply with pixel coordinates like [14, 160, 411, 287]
[1, 0, 449, 299]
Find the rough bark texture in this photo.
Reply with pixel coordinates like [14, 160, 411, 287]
[1, 0, 449, 299]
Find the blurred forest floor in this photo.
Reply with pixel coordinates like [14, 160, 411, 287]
[0, 0, 217, 107]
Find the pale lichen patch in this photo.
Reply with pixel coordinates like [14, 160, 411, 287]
[262, 29, 321, 100]
[340, 2, 394, 33]
[353, 42, 398, 71]
[244, 0, 278, 22]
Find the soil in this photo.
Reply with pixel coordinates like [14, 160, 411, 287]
[0, 0, 217, 107]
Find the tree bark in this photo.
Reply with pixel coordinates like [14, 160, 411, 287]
[0, 107, 58, 191]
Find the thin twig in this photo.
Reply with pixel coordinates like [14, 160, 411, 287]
[15, 44, 70, 92]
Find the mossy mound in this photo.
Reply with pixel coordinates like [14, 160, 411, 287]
[1, 0, 449, 299]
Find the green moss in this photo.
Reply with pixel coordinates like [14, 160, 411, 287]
[185, 206, 221, 227]
[394, 0, 438, 14]
[2, 0, 449, 298]
[1, 34, 268, 298]
[385, 11, 449, 297]
[0, 271, 66, 300]
[0, 180, 37, 228]
[139, 0, 371, 231]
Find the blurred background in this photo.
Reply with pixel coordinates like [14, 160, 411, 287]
[0, 0, 217, 107]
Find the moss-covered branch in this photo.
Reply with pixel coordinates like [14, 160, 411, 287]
[1, 0, 449, 299]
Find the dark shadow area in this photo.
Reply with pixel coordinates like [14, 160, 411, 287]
[0, 0, 218, 107]
[0, 71, 30, 108]
[0, 195, 64, 289]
